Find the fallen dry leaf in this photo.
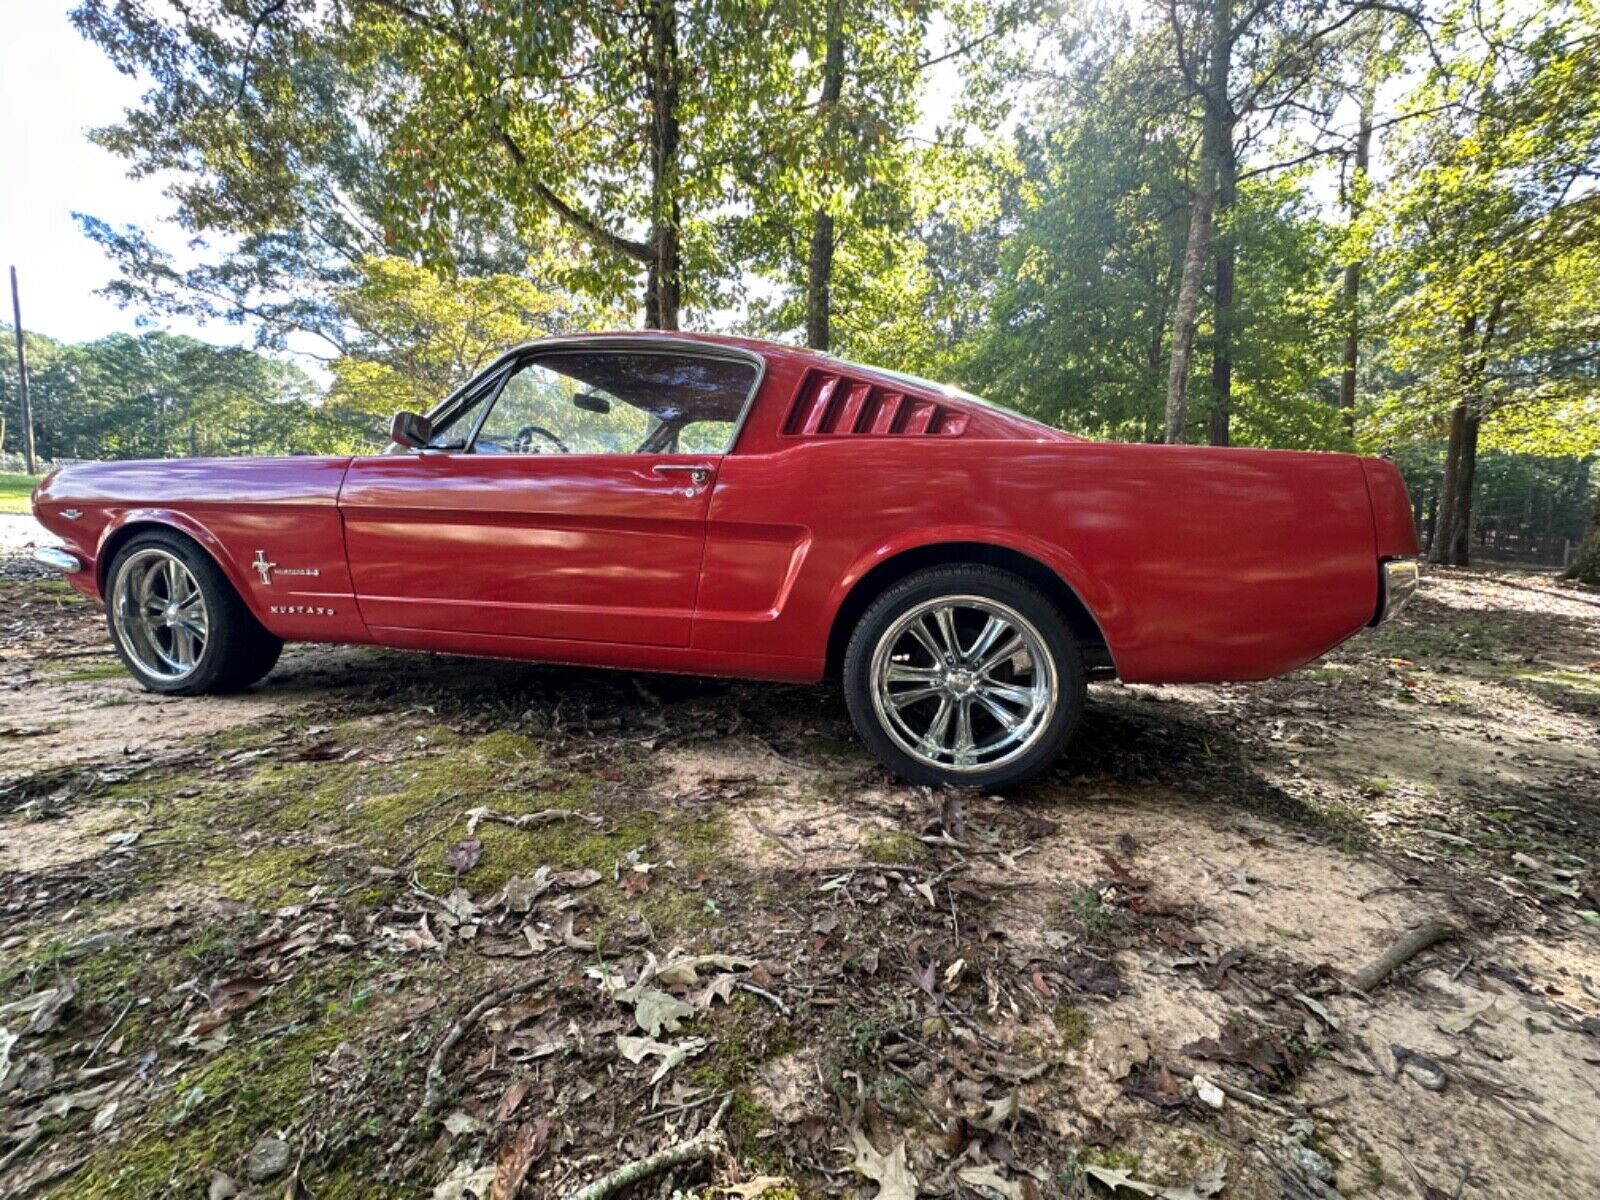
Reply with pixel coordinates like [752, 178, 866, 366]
[841, 1128, 918, 1200]
[1083, 1163, 1205, 1199]
[186, 977, 264, 1038]
[720, 1178, 791, 1199]
[975, 1090, 1019, 1132]
[653, 954, 754, 987]
[633, 987, 695, 1037]
[444, 837, 483, 874]
[23, 978, 78, 1036]
[959, 1164, 1026, 1200]
[616, 1033, 707, 1084]
[433, 1160, 495, 1200]
[403, 915, 441, 953]
[491, 1118, 552, 1200]
[494, 1079, 530, 1123]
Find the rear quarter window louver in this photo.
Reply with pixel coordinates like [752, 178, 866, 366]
[781, 370, 969, 437]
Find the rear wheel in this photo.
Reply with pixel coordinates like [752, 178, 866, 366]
[843, 565, 1085, 790]
[105, 531, 283, 695]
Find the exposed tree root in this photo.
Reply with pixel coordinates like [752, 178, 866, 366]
[559, 1096, 732, 1200]
[1351, 919, 1459, 993]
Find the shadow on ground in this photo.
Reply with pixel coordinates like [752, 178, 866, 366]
[1, 567, 1597, 1199]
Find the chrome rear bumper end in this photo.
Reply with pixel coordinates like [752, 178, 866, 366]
[1370, 558, 1419, 626]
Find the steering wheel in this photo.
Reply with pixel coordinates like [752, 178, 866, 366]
[514, 423, 569, 454]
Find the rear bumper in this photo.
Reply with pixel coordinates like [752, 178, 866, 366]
[1369, 558, 1419, 626]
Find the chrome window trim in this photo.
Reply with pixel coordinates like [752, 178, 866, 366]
[421, 336, 768, 458]
[416, 359, 515, 452]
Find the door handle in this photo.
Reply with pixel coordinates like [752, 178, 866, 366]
[651, 463, 714, 487]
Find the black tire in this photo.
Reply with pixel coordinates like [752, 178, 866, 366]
[842, 565, 1086, 790]
[104, 530, 284, 696]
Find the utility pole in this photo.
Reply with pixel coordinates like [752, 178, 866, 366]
[9, 266, 37, 474]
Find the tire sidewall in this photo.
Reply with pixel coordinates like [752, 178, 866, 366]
[843, 566, 1086, 791]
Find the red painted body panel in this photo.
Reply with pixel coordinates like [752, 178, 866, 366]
[1359, 458, 1423, 560]
[31, 331, 1415, 687]
[32, 457, 371, 645]
[337, 452, 719, 646]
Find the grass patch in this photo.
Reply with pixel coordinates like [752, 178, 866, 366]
[0, 470, 39, 514]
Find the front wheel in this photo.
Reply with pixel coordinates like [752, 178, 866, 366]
[843, 566, 1086, 790]
[105, 531, 284, 696]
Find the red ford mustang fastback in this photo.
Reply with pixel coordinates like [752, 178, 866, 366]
[31, 332, 1420, 788]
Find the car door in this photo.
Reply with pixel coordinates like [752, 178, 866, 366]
[338, 344, 763, 647]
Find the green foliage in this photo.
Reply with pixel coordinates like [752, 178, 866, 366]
[959, 60, 1193, 441]
[327, 255, 615, 441]
[955, 22, 1347, 447]
[40, 0, 1597, 552]
[0, 325, 359, 460]
[1360, 0, 1600, 455]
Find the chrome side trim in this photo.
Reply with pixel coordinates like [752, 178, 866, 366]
[32, 546, 83, 573]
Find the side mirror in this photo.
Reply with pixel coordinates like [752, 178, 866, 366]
[390, 411, 434, 450]
[573, 392, 612, 415]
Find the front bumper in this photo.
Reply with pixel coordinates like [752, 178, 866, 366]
[1370, 558, 1419, 626]
[31, 546, 83, 573]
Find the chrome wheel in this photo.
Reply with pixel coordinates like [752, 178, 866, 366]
[869, 595, 1058, 774]
[111, 548, 210, 681]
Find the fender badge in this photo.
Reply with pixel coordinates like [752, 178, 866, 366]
[253, 551, 320, 585]
[269, 604, 337, 616]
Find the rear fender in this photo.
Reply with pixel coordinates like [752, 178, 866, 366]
[829, 526, 1121, 662]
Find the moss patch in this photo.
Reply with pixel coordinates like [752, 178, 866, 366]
[41, 657, 128, 683]
[857, 828, 924, 865]
[1053, 1000, 1091, 1050]
[67, 957, 390, 1198]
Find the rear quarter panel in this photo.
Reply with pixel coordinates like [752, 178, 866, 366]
[1360, 457, 1422, 559]
[33, 457, 368, 644]
[697, 438, 1379, 683]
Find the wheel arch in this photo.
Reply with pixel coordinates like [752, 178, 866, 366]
[97, 512, 263, 620]
[824, 540, 1118, 680]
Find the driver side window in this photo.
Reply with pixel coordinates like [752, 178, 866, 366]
[462, 350, 759, 456]
[476, 361, 652, 454]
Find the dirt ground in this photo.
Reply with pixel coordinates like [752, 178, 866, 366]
[1, 532, 1597, 1199]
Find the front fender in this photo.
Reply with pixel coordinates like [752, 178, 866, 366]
[96, 509, 271, 623]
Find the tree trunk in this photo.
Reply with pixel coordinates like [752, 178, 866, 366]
[805, 1, 846, 351]
[644, 0, 682, 331]
[1443, 412, 1480, 565]
[806, 212, 836, 350]
[1338, 84, 1374, 426]
[1567, 492, 1600, 585]
[1437, 299, 1503, 565]
[1208, 120, 1237, 447]
[1431, 404, 1466, 565]
[1164, 0, 1233, 444]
